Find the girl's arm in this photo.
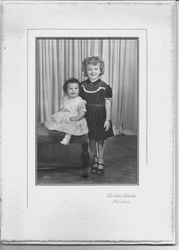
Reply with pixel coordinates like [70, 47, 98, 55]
[104, 98, 111, 131]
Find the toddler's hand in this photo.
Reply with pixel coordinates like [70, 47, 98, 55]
[104, 120, 110, 131]
[70, 116, 78, 122]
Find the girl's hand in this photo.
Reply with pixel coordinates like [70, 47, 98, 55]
[104, 120, 110, 131]
[70, 116, 78, 122]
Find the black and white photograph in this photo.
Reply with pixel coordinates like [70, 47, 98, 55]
[36, 38, 138, 185]
[0, 0, 176, 244]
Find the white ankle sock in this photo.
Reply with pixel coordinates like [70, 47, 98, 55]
[60, 134, 71, 145]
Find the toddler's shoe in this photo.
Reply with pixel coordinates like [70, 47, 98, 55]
[60, 135, 71, 145]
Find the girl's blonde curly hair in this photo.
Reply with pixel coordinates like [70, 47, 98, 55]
[82, 56, 105, 77]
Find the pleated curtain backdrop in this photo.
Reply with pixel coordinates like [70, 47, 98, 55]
[36, 38, 138, 135]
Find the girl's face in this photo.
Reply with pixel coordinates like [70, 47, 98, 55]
[87, 63, 101, 82]
[66, 82, 79, 98]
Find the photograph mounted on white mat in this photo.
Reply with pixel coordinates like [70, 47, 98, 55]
[35, 36, 139, 185]
[0, 0, 175, 244]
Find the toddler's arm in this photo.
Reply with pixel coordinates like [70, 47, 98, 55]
[70, 111, 85, 122]
[70, 99, 86, 122]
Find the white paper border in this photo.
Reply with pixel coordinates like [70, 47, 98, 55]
[1, 1, 175, 244]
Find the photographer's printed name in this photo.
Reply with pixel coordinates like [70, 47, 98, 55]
[106, 193, 137, 204]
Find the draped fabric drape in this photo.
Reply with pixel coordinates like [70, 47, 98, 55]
[36, 39, 138, 135]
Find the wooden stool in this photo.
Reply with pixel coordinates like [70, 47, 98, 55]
[37, 123, 89, 178]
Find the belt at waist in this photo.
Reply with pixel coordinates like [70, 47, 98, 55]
[87, 103, 104, 107]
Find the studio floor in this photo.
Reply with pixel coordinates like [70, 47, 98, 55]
[37, 134, 138, 185]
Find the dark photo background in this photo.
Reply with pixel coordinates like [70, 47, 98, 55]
[36, 38, 138, 185]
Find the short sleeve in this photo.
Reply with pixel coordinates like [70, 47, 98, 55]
[78, 99, 87, 113]
[105, 85, 112, 99]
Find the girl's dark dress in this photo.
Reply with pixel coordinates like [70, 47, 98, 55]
[81, 78, 114, 141]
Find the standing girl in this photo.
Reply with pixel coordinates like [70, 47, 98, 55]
[81, 56, 113, 174]
[44, 78, 88, 145]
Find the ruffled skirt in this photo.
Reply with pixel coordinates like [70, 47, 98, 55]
[44, 111, 88, 136]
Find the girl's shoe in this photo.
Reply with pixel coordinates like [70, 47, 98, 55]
[60, 135, 71, 145]
[96, 163, 104, 175]
[91, 160, 98, 173]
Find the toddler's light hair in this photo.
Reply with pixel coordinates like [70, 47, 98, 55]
[82, 56, 104, 77]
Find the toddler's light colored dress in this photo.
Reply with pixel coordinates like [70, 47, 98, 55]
[44, 96, 88, 135]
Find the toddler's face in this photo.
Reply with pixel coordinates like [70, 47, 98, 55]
[67, 82, 79, 98]
[87, 63, 101, 82]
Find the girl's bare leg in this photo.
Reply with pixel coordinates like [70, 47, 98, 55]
[97, 140, 105, 171]
[89, 139, 98, 172]
[89, 139, 98, 160]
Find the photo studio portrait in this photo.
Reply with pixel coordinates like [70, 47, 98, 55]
[36, 38, 138, 185]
